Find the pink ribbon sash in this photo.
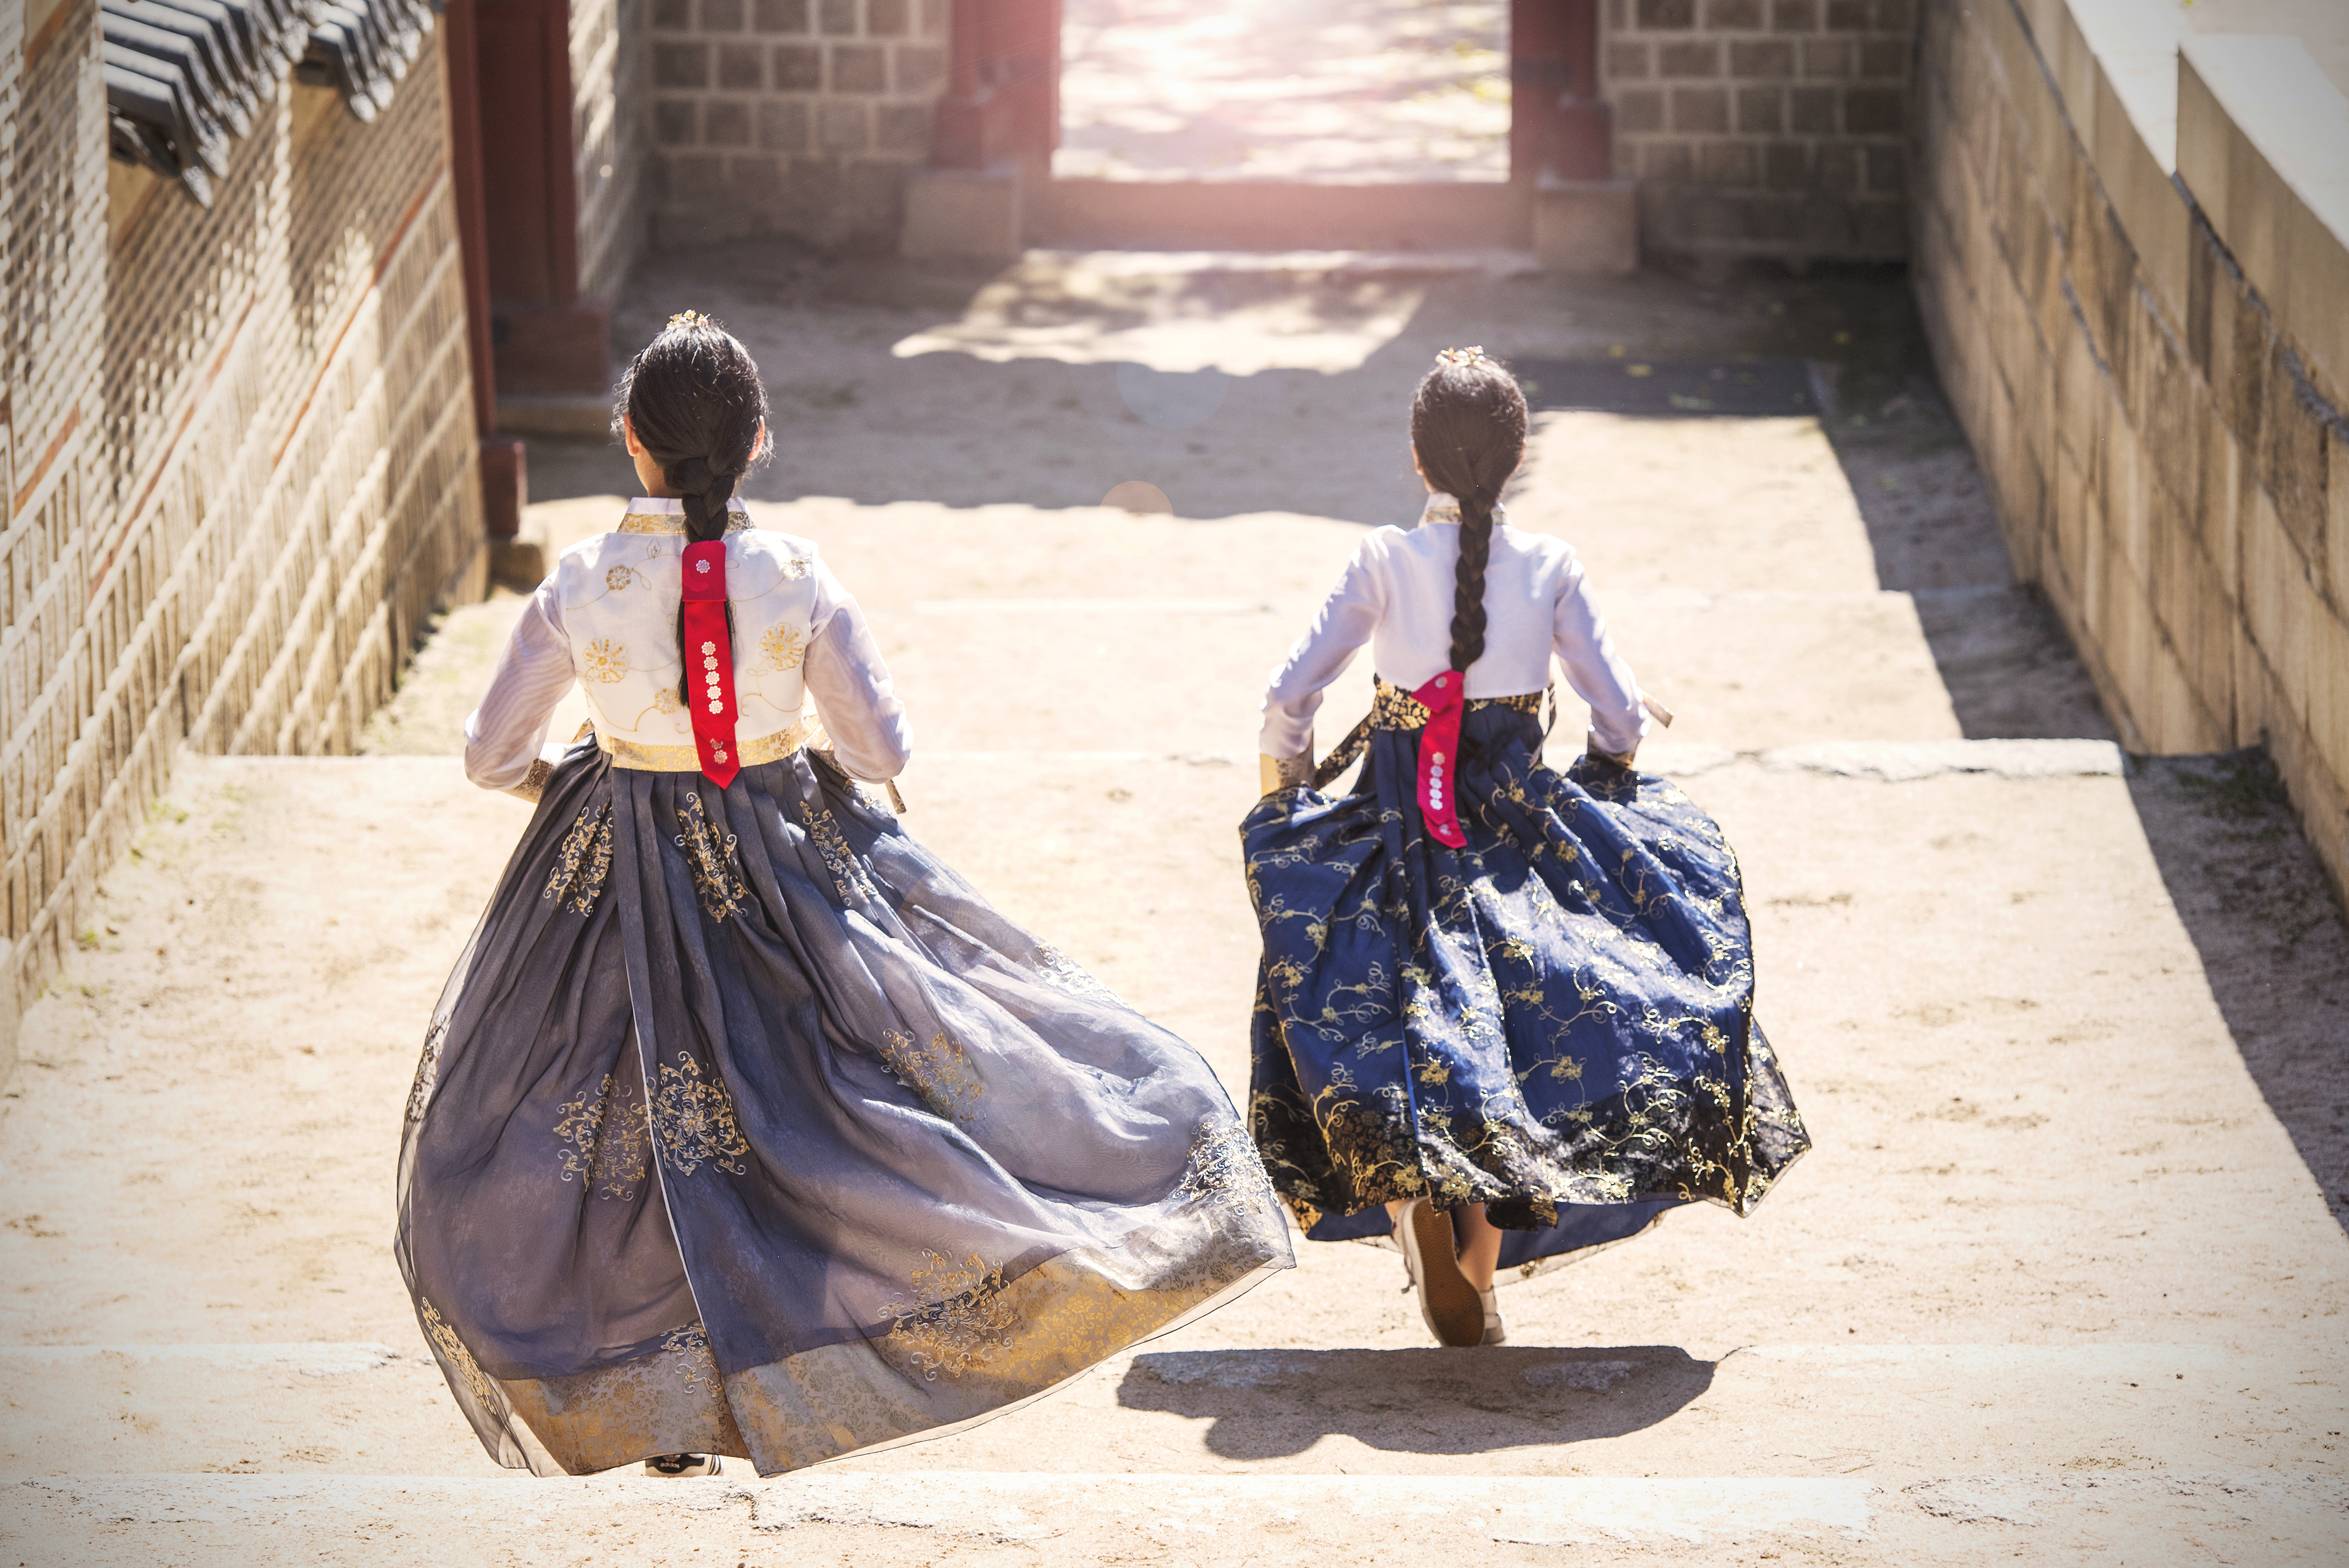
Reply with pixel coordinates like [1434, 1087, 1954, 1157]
[1413, 670, 1466, 848]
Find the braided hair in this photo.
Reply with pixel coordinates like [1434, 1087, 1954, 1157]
[1409, 350, 1529, 673]
[611, 314, 770, 701]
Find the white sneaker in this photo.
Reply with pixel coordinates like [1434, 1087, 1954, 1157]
[1394, 1197, 1484, 1348]
[644, 1453, 722, 1477]
[1478, 1287, 1507, 1346]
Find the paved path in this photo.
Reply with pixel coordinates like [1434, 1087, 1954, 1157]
[3, 254, 2345, 1565]
[1057, 0, 1509, 184]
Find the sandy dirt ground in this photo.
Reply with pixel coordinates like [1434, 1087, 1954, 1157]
[2, 251, 2345, 1565]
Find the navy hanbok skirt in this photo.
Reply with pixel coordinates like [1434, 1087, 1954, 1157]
[398, 737, 1291, 1477]
[1243, 682, 1807, 1276]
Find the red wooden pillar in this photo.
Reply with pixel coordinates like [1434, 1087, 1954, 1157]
[1512, 0, 1611, 183]
[474, 0, 610, 400]
[931, 0, 1060, 171]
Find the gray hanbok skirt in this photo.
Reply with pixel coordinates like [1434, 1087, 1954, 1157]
[396, 736, 1291, 1477]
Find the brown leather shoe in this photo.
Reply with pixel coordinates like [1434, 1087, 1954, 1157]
[1395, 1197, 1484, 1348]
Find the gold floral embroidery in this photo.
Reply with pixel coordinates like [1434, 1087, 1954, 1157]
[651, 1052, 750, 1177]
[674, 792, 750, 921]
[553, 1073, 653, 1200]
[760, 623, 805, 671]
[1175, 1118, 1258, 1209]
[1368, 678, 1544, 732]
[805, 804, 872, 903]
[545, 804, 613, 914]
[777, 556, 812, 579]
[653, 688, 682, 715]
[1373, 681, 1434, 730]
[878, 1029, 982, 1123]
[583, 639, 629, 684]
[419, 1297, 501, 1408]
[882, 1252, 1021, 1382]
[405, 1021, 446, 1122]
[605, 565, 637, 592]
[661, 1321, 722, 1395]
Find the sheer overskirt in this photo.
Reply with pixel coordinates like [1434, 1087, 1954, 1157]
[1242, 703, 1808, 1278]
[397, 737, 1291, 1476]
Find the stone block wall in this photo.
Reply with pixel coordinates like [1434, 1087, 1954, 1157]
[1911, 0, 2349, 901]
[1602, 0, 1914, 262]
[648, 0, 950, 248]
[0, 8, 483, 1070]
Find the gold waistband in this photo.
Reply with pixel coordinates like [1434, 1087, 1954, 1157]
[597, 720, 810, 771]
[1370, 679, 1545, 731]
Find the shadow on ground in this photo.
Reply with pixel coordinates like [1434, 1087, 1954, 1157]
[1115, 1345, 1713, 1458]
[2127, 751, 2349, 1237]
[523, 244, 1948, 523]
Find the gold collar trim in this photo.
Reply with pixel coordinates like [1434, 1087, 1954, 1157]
[598, 720, 809, 771]
[617, 505, 754, 537]
[1417, 495, 1508, 528]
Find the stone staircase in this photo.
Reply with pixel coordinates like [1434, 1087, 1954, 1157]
[4, 255, 2346, 1566]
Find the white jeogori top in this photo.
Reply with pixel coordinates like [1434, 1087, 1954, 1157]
[463, 498, 911, 789]
[1259, 495, 1648, 760]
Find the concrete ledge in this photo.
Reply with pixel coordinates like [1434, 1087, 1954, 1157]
[1533, 177, 1637, 276]
[902, 163, 1024, 261]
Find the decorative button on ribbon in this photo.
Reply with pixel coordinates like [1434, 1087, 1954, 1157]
[1412, 670, 1467, 848]
[681, 540, 739, 787]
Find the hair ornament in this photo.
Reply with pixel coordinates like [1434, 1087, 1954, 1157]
[1435, 345, 1492, 369]
[666, 309, 716, 332]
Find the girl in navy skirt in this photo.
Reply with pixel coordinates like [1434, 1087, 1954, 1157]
[1244, 348, 1807, 1348]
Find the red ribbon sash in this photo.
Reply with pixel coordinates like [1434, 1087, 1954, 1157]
[1413, 669, 1466, 848]
[681, 540, 740, 788]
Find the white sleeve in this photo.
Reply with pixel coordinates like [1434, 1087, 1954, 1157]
[463, 580, 577, 791]
[1552, 557, 1648, 760]
[1258, 542, 1383, 757]
[803, 564, 912, 782]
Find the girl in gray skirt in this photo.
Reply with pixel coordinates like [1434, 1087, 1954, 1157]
[397, 313, 1290, 1478]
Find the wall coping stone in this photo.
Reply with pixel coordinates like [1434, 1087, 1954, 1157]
[2177, 34, 2349, 404]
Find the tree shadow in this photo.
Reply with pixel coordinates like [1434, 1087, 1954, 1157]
[1114, 1345, 1713, 1459]
[2125, 750, 2349, 1238]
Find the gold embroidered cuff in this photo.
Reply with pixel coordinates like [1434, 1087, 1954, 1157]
[1260, 751, 1314, 794]
[599, 720, 810, 771]
[504, 758, 556, 804]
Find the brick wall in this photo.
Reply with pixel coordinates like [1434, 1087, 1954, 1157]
[1912, 0, 2349, 901]
[0, 10, 484, 1072]
[1603, 0, 1913, 263]
[649, 0, 950, 248]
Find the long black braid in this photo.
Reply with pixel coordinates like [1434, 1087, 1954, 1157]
[611, 314, 770, 701]
[1409, 351, 1529, 673]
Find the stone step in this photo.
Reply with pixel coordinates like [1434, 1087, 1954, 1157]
[1026, 179, 1530, 251]
[6, 1342, 2334, 1481]
[8, 1469, 2346, 1565]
